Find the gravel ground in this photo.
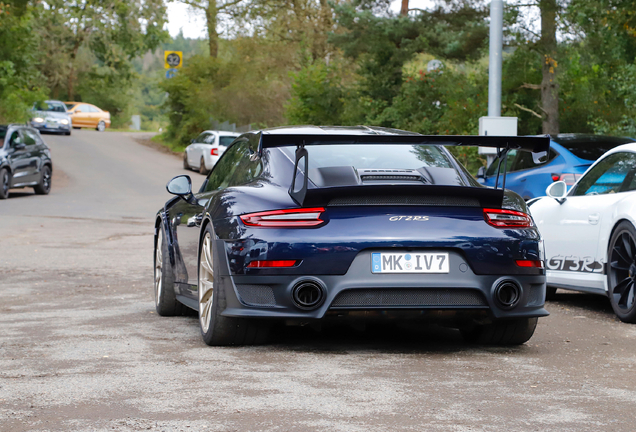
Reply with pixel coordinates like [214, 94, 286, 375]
[1, 131, 635, 432]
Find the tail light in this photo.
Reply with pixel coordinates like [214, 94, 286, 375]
[551, 173, 581, 185]
[516, 259, 544, 268]
[483, 208, 533, 228]
[211, 148, 218, 156]
[246, 260, 299, 268]
[240, 207, 325, 228]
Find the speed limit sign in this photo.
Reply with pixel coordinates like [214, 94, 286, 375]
[164, 51, 183, 69]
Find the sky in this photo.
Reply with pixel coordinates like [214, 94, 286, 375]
[165, 1, 435, 39]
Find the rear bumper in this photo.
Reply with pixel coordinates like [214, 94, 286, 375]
[218, 249, 548, 321]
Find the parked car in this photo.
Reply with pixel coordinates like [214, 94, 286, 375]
[529, 143, 636, 322]
[154, 126, 550, 346]
[30, 100, 72, 135]
[183, 130, 241, 174]
[478, 134, 634, 200]
[64, 102, 111, 131]
[0, 124, 52, 199]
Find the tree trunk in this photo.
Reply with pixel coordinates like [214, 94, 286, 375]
[206, 2, 218, 58]
[400, 0, 409, 16]
[67, 43, 80, 101]
[540, 0, 559, 134]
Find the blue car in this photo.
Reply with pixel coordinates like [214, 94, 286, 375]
[153, 126, 550, 346]
[478, 134, 634, 200]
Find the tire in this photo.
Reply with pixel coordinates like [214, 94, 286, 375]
[199, 157, 207, 175]
[33, 165, 51, 195]
[73, 126, 80, 130]
[607, 221, 636, 323]
[461, 317, 538, 345]
[0, 168, 10, 199]
[65, 130, 71, 136]
[96, 121, 106, 132]
[183, 152, 189, 170]
[198, 223, 269, 346]
[154, 222, 184, 316]
[546, 286, 557, 300]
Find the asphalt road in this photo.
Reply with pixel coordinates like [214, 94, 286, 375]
[1, 130, 636, 432]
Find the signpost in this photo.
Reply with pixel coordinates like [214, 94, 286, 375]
[164, 51, 183, 79]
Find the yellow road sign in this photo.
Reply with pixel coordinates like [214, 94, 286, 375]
[164, 51, 183, 69]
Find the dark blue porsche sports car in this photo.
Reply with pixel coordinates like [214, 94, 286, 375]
[154, 126, 550, 346]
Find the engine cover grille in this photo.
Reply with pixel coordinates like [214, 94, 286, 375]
[328, 195, 480, 207]
[235, 284, 276, 306]
[330, 288, 487, 308]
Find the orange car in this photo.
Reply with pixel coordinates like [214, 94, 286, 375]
[64, 102, 111, 132]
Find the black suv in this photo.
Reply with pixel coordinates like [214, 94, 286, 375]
[0, 124, 53, 199]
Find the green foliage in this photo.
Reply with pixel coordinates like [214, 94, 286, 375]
[0, 3, 47, 123]
[286, 61, 345, 126]
[160, 36, 296, 147]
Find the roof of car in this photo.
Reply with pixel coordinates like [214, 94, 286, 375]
[602, 142, 636, 156]
[203, 130, 241, 135]
[260, 125, 418, 136]
[551, 133, 634, 146]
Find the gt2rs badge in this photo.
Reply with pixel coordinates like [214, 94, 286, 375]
[389, 216, 429, 221]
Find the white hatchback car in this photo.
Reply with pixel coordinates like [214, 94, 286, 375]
[183, 130, 240, 174]
[529, 142, 636, 322]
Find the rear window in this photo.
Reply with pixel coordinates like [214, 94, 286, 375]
[281, 144, 453, 171]
[553, 135, 634, 161]
[219, 136, 237, 147]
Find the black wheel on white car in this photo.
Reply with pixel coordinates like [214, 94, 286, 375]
[607, 221, 636, 323]
[198, 223, 269, 346]
[0, 168, 10, 199]
[546, 286, 557, 300]
[33, 165, 51, 195]
[154, 222, 184, 316]
[199, 157, 207, 175]
[96, 120, 106, 132]
[461, 317, 538, 345]
[183, 152, 189, 170]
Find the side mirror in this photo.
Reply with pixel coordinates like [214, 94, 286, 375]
[191, 139, 195, 144]
[477, 166, 486, 179]
[166, 175, 192, 196]
[546, 180, 567, 203]
[75, 109, 81, 114]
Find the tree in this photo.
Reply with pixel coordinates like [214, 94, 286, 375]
[539, 0, 559, 134]
[37, 0, 167, 100]
[0, 2, 47, 122]
[175, 0, 247, 57]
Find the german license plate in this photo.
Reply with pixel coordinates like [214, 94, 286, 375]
[46, 122, 56, 129]
[371, 252, 449, 274]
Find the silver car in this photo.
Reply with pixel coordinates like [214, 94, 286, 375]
[183, 130, 240, 174]
[30, 100, 72, 135]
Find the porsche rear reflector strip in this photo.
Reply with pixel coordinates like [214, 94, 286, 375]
[516, 260, 544, 268]
[483, 208, 533, 228]
[240, 207, 325, 227]
[246, 260, 299, 268]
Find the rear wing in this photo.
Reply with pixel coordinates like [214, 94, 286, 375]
[252, 133, 550, 207]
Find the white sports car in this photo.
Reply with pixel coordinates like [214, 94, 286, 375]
[529, 142, 636, 322]
[183, 130, 240, 174]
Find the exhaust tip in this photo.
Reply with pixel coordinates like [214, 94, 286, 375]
[494, 280, 521, 309]
[292, 280, 325, 310]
